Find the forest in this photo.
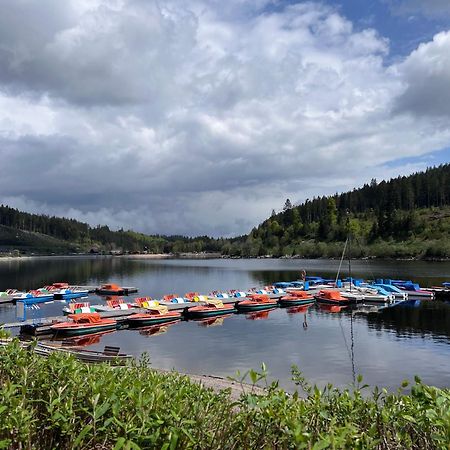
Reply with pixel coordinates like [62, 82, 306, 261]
[0, 163, 449, 258]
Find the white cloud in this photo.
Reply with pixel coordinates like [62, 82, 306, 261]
[394, 31, 450, 117]
[0, 1, 449, 237]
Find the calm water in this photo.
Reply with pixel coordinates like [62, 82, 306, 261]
[1, 256, 449, 391]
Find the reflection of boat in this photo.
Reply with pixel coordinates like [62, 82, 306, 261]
[196, 314, 233, 327]
[59, 329, 116, 346]
[138, 320, 179, 337]
[245, 308, 275, 320]
[318, 303, 347, 313]
[314, 290, 351, 306]
[127, 305, 182, 327]
[186, 299, 236, 318]
[278, 291, 315, 307]
[286, 304, 313, 314]
[50, 313, 117, 336]
[236, 294, 278, 312]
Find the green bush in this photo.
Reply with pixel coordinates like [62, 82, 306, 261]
[1, 342, 449, 449]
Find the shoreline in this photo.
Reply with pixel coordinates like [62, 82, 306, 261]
[0, 253, 449, 262]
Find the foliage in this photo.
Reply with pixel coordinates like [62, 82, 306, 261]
[1, 342, 450, 449]
[0, 164, 449, 257]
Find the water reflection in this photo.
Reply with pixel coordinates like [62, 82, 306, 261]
[245, 308, 276, 320]
[1, 257, 449, 390]
[137, 321, 180, 337]
[194, 315, 232, 327]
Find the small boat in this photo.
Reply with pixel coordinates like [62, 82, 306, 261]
[314, 290, 352, 306]
[34, 342, 131, 364]
[50, 313, 117, 336]
[162, 294, 190, 304]
[392, 282, 434, 299]
[186, 299, 236, 318]
[62, 302, 95, 315]
[96, 284, 125, 296]
[14, 290, 55, 305]
[251, 289, 284, 300]
[236, 294, 278, 311]
[278, 291, 315, 306]
[127, 305, 182, 327]
[53, 288, 89, 300]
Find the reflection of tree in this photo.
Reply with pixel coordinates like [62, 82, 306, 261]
[0, 257, 152, 291]
[365, 302, 450, 340]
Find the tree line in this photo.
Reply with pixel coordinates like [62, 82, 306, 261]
[0, 163, 449, 257]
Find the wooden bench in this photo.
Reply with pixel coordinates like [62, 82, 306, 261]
[103, 346, 121, 356]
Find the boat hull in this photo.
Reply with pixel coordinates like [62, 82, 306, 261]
[278, 298, 315, 307]
[314, 297, 351, 306]
[186, 306, 236, 318]
[127, 314, 181, 327]
[51, 323, 117, 337]
[236, 302, 278, 312]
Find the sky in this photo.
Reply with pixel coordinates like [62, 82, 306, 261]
[0, 0, 449, 237]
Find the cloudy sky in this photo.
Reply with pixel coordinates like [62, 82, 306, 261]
[0, 0, 449, 237]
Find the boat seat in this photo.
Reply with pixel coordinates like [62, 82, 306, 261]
[103, 346, 121, 356]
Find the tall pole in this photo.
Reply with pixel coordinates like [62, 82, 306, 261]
[347, 211, 352, 292]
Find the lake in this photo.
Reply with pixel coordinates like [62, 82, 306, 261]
[1, 256, 449, 391]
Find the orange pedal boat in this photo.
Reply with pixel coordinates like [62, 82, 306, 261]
[50, 313, 117, 337]
[278, 291, 315, 307]
[236, 294, 278, 312]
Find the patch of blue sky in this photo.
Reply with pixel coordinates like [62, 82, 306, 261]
[267, 0, 450, 59]
[384, 146, 450, 168]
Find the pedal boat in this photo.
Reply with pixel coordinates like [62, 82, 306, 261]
[50, 313, 117, 337]
[127, 305, 182, 327]
[314, 290, 351, 306]
[278, 291, 315, 306]
[186, 299, 236, 318]
[236, 294, 278, 312]
[96, 283, 125, 296]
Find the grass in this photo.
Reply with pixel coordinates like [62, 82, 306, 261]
[1, 341, 450, 449]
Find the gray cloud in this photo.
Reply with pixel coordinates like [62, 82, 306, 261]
[0, 1, 449, 236]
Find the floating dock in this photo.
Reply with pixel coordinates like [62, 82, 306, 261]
[6, 297, 242, 336]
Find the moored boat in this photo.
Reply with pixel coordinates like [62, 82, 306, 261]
[236, 294, 278, 311]
[314, 290, 351, 306]
[127, 305, 182, 327]
[50, 313, 117, 336]
[186, 299, 236, 318]
[392, 281, 434, 299]
[278, 291, 315, 306]
[96, 284, 125, 296]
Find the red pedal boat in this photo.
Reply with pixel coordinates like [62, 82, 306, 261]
[50, 313, 117, 337]
[186, 299, 236, 318]
[278, 291, 315, 307]
[127, 306, 182, 327]
[315, 290, 351, 306]
[236, 294, 277, 312]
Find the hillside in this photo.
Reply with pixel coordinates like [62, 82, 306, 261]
[0, 164, 449, 258]
[238, 164, 450, 259]
[0, 225, 77, 254]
